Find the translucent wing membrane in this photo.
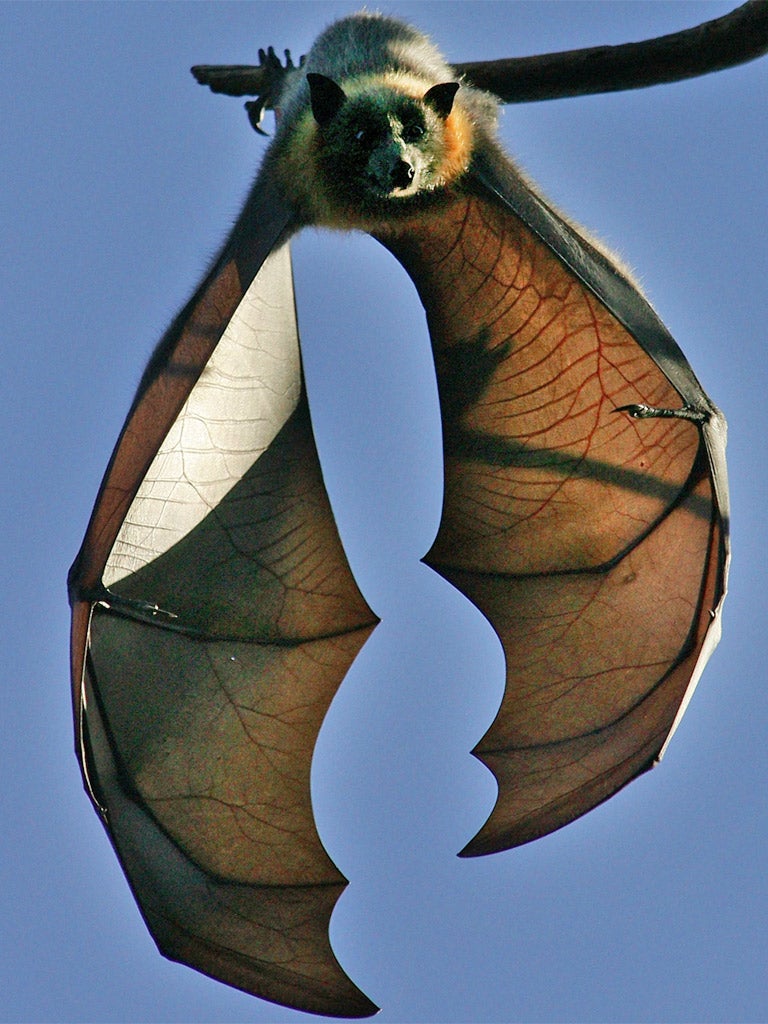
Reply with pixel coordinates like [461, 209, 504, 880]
[380, 160, 728, 854]
[69, 184, 378, 1017]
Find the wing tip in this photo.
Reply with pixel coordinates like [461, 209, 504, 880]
[458, 748, 660, 857]
[151, 907, 379, 1018]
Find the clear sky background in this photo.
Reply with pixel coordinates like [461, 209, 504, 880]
[2, 2, 767, 1021]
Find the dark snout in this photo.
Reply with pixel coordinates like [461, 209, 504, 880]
[367, 145, 418, 195]
[390, 159, 415, 190]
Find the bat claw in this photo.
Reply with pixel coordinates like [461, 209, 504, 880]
[245, 98, 270, 135]
[614, 402, 708, 423]
[94, 587, 179, 623]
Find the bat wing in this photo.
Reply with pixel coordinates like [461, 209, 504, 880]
[68, 173, 378, 1016]
[378, 143, 728, 855]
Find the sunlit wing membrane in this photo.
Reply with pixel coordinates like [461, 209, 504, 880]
[379, 164, 728, 854]
[70, 192, 378, 1016]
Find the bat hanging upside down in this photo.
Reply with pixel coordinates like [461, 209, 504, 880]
[68, 10, 729, 1018]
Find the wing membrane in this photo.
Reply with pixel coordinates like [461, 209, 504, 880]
[69, 180, 378, 1016]
[379, 160, 728, 854]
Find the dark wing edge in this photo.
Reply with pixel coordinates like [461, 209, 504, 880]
[462, 150, 729, 854]
[68, 172, 379, 1017]
[377, 143, 728, 857]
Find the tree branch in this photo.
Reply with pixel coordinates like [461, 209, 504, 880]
[455, 1, 768, 102]
[191, 2, 768, 113]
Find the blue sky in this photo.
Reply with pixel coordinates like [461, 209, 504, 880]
[2, 2, 767, 1021]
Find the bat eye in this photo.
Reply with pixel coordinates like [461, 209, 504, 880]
[402, 123, 424, 143]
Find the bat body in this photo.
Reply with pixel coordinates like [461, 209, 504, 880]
[69, 11, 729, 1017]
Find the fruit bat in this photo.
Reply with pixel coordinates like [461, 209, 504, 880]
[68, 10, 731, 1019]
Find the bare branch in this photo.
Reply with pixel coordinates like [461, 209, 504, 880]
[190, 2, 768, 115]
[455, 1, 768, 103]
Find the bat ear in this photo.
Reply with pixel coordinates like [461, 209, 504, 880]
[423, 82, 460, 119]
[307, 73, 347, 127]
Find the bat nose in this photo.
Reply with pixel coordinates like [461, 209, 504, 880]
[391, 159, 415, 189]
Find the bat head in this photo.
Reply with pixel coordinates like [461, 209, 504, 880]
[306, 72, 462, 213]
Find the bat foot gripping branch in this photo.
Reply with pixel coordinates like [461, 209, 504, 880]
[192, 47, 303, 135]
